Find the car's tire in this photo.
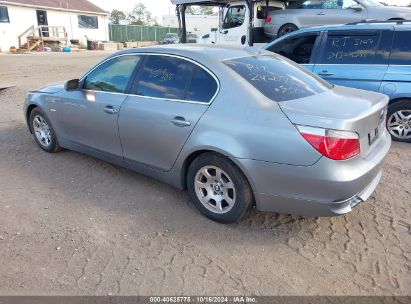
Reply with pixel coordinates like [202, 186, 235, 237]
[386, 100, 411, 143]
[29, 107, 62, 152]
[278, 23, 298, 37]
[187, 153, 254, 224]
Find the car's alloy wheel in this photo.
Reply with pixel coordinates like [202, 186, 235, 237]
[387, 110, 411, 140]
[187, 153, 253, 223]
[278, 24, 298, 37]
[194, 165, 236, 214]
[29, 108, 61, 153]
[386, 101, 411, 143]
[32, 114, 52, 148]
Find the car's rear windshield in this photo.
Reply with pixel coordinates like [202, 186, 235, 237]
[223, 55, 332, 102]
[165, 34, 177, 38]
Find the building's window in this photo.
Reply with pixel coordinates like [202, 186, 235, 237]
[0, 6, 10, 23]
[78, 15, 98, 29]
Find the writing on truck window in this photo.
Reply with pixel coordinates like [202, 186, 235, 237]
[321, 34, 379, 64]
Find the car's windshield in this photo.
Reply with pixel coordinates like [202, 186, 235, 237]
[165, 34, 177, 39]
[357, 0, 382, 7]
[224, 54, 332, 102]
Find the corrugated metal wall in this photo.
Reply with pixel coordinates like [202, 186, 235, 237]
[109, 24, 179, 42]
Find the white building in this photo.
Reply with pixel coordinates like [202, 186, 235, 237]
[0, 0, 109, 52]
[162, 13, 219, 37]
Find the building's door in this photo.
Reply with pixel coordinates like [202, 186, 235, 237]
[36, 10, 48, 37]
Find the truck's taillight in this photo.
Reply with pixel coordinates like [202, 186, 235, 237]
[266, 15, 272, 23]
[296, 125, 360, 161]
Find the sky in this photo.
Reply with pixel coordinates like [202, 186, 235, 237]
[90, 0, 410, 23]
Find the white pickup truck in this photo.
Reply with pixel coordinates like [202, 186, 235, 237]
[171, 0, 286, 46]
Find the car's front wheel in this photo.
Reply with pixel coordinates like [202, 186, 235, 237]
[187, 153, 254, 223]
[29, 107, 61, 152]
[386, 100, 411, 143]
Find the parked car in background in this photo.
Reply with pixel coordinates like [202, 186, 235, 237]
[25, 45, 390, 223]
[187, 33, 198, 43]
[162, 33, 180, 44]
[264, 0, 411, 38]
[264, 21, 411, 142]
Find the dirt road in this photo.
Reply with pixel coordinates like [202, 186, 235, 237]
[0, 52, 410, 296]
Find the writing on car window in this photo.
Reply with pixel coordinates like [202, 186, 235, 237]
[224, 55, 332, 102]
[321, 33, 380, 64]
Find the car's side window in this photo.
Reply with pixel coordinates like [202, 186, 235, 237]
[267, 34, 320, 64]
[222, 6, 246, 29]
[186, 67, 218, 103]
[342, 0, 359, 9]
[321, 0, 341, 9]
[389, 31, 411, 65]
[84, 55, 141, 93]
[296, 0, 326, 9]
[135, 55, 193, 100]
[319, 31, 382, 65]
[134, 55, 218, 103]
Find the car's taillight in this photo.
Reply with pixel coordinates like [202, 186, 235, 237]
[266, 15, 272, 23]
[296, 125, 360, 161]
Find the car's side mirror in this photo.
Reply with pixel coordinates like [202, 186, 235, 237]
[65, 79, 80, 91]
[349, 4, 363, 11]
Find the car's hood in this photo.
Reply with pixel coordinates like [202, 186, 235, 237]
[31, 83, 65, 94]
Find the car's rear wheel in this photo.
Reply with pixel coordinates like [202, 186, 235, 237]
[29, 108, 61, 152]
[278, 23, 298, 37]
[187, 153, 253, 223]
[387, 100, 411, 143]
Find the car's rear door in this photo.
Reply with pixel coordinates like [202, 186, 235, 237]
[118, 54, 219, 171]
[313, 29, 391, 92]
[61, 54, 143, 156]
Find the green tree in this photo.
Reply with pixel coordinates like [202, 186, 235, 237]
[127, 3, 154, 25]
[198, 6, 215, 15]
[109, 9, 126, 24]
[186, 6, 196, 14]
[185, 5, 215, 15]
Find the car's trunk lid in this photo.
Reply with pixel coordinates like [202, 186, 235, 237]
[279, 86, 388, 158]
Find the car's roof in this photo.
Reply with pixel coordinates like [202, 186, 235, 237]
[286, 21, 411, 35]
[112, 44, 262, 62]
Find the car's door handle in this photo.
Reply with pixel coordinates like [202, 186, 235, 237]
[317, 12, 325, 15]
[318, 71, 334, 76]
[171, 116, 191, 127]
[104, 106, 118, 114]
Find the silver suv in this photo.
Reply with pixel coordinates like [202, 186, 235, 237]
[264, 0, 411, 38]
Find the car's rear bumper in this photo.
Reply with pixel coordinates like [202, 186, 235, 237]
[235, 129, 391, 217]
[256, 170, 382, 216]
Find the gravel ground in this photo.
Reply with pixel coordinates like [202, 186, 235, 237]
[0, 52, 410, 296]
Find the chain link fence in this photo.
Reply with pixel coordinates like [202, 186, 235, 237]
[109, 24, 180, 43]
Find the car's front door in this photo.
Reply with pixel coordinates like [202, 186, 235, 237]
[61, 54, 142, 156]
[220, 4, 249, 45]
[265, 31, 323, 72]
[318, 0, 367, 25]
[118, 54, 219, 171]
[313, 29, 390, 92]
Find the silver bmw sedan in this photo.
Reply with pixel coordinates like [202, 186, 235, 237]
[24, 45, 391, 223]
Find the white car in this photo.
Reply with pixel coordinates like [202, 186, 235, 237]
[265, 0, 411, 38]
